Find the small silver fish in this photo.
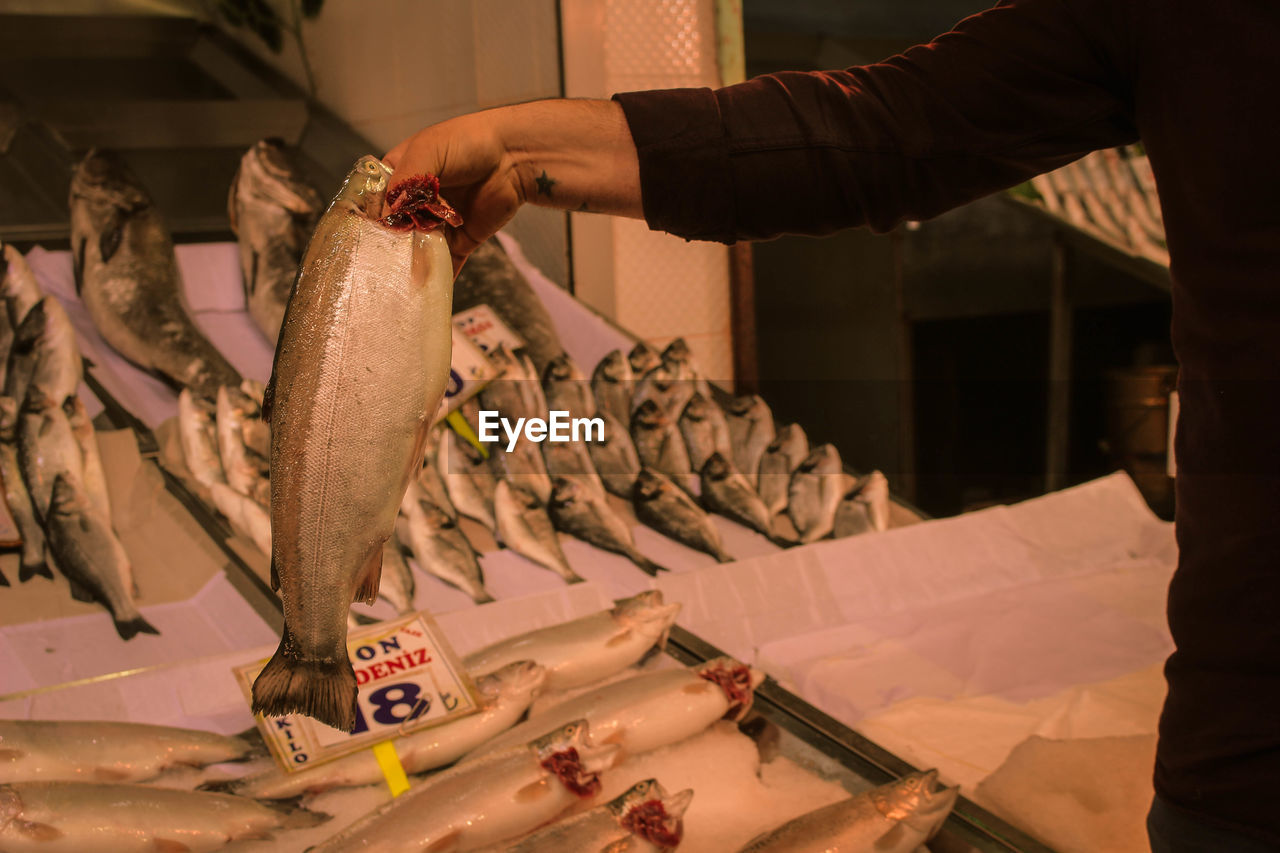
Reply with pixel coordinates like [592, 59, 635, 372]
[591, 349, 633, 426]
[494, 479, 582, 584]
[440, 428, 496, 531]
[397, 486, 494, 604]
[833, 470, 891, 538]
[631, 399, 695, 494]
[679, 391, 731, 473]
[547, 477, 665, 576]
[788, 444, 844, 543]
[587, 411, 641, 499]
[736, 770, 958, 853]
[633, 469, 732, 562]
[542, 353, 594, 421]
[632, 364, 693, 421]
[542, 436, 605, 497]
[726, 394, 775, 490]
[700, 452, 774, 538]
[490, 437, 553, 505]
[0, 397, 46, 582]
[758, 423, 809, 517]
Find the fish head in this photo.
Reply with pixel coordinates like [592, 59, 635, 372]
[727, 394, 763, 419]
[631, 399, 666, 430]
[417, 500, 455, 529]
[20, 383, 56, 416]
[798, 444, 840, 475]
[240, 138, 324, 217]
[69, 149, 151, 215]
[873, 770, 958, 837]
[531, 719, 621, 771]
[681, 392, 712, 422]
[487, 343, 522, 379]
[613, 780, 692, 847]
[628, 341, 661, 376]
[12, 298, 47, 355]
[613, 591, 681, 648]
[662, 337, 691, 364]
[49, 473, 91, 518]
[476, 659, 547, 704]
[331, 155, 393, 220]
[596, 349, 631, 384]
[549, 476, 584, 508]
[631, 469, 667, 502]
[543, 353, 581, 384]
[768, 423, 802, 454]
[696, 656, 766, 721]
[700, 452, 733, 482]
[0, 396, 16, 436]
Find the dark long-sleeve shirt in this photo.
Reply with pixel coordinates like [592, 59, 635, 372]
[616, 0, 1280, 843]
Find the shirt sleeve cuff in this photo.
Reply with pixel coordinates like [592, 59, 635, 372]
[612, 87, 737, 243]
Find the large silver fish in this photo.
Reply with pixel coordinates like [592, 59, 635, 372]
[700, 452, 774, 538]
[494, 479, 582, 584]
[453, 238, 566, 375]
[5, 296, 81, 408]
[758, 423, 808, 517]
[631, 398, 695, 495]
[45, 474, 157, 641]
[788, 444, 844, 543]
[68, 149, 241, 398]
[481, 778, 692, 853]
[547, 477, 666, 576]
[252, 157, 457, 731]
[227, 138, 323, 343]
[310, 720, 619, 853]
[0, 398, 47, 582]
[679, 391, 732, 473]
[63, 396, 111, 524]
[0, 781, 327, 853]
[633, 469, 732, 563]
[398, 485, 494, 605]
[590, 349, 633, 426]
[725, 394, 775, 490]
[542, 353, 594, 421]
[0, 720, 251, 784]
[214, 661, 546, 800]
[736, 770, 958, 853]
[469, 656, 764, 759]
[587, 411, 641, 499]
[463, 591, 681, 689]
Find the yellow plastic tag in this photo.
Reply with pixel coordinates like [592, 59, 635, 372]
[447, 410, 489, 458]
[372, 740, 410, 797]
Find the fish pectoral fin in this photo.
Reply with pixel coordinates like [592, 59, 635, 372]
[15, 819, 62, 841]
[269, 556, 280, 593]
[514, 777, 552, 802]
[92, 766, 131, 782]
[423, 829, 463, 853]
[352, 547, 384, 606]
[0, 747, 24, 761]
[873, 823, 907, 851]
[67, 577, 96, 603]
[152, 838, 193, 853]
[99, 219, 124, 265]
[604, 628, 633, 648]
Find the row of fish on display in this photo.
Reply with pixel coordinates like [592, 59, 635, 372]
[0, 592, 957, 851]
[0, 243, 155, 640]
[1028, 145, 1168, 266]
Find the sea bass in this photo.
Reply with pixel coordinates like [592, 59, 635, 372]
[310, 720, 619, 853]
[542, 353, 595, 421]
[228, 138, 323, 342]
[631, 399, 695, 495]
[463, 591, 681, 689]
[469, 657, 764, 759]
[757, 423, 808, 517]
[633, 469, 732, 563]
[215, 661, 546, 800]
[678, 392, 732, 474]
[591, 349, 633, 426]
[725, 395, 775, 490]
[63, 396, 111, 524]
[587, 411, 641, 499]
[736, 770, 958, 853]
[397, 485, 494, 605]
[494, 479, 582, 584]
[788, 444, 844, 543]
[0, 397, 46, 582]
[17, 388, 84, 521]
[440, 427, 497, 531]
[547, 477, 666, 576]
[5, 296, 81, 408]
[68, 149, 241, 398]
[482, 778, 691, 853]
[700, 452, 774, 538]
[252, 157, 458, 731]
[0, 781, 327, 853]
[0, 720, 251, 784]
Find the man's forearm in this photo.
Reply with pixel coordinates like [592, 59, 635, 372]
[496, 99, 643, 218]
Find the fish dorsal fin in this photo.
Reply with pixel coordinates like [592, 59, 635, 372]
[269, 557, 280, 592]
[16, 819, 62, 841]
[154, 837, 194, 852]
[352, 546, 383, 606]
[99, 221, 124, 265]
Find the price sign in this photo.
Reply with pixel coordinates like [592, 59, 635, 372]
[234, 611, 481, 773]
[452, 304, 526, 355]
[432, 328, 498, 424]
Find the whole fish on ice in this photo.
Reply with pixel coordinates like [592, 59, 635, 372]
[587, 411, 641, 499]
[700, 452, 774, 538]
[398, 484, 494, 604]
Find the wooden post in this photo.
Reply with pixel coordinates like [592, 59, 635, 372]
[1045, 234, 1072, 492]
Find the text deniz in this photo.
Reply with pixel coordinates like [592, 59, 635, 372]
[478, 410, 604, 451]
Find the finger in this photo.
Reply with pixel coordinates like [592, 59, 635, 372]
[383, 139, 408, 167]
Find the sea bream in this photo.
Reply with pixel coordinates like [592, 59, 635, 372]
[482, 778, 691, 853]
[214, 661, 546, 800]
[68, 149, 241, 398]
[591, 349, 634, 426]
[440, 427, 497, 531]
[309, 720, 619, 853]
[547, 477, 666, 576]
[541, 434, 605, 497]
[628, 341, 662, 377]
[587, 411, 641, 499]
[678, 391, 732, 473]
[631, 399, 695, 495]
[0, 781, 327, 853]
[463, 591, 681, 689]
[833, 470, 891, 539]
[736, 770, 958, 853]
[397, 482, 495, 604]
[725, 395, 775, 490]
[494, 479, 582, 584]
[251, 158, 460, 732]
[468, 656, 764, 759]
[0, 719, 252, 784]
[633, 469, 732, 563]
[542, 353, 595, 421]
[228, 138, 323, 343]
[700, 452, 774, 538]
[757, 423, 808, 517]
[788, 444, 844, 543]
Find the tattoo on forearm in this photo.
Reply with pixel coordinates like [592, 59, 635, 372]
[534, 170, 557, 197]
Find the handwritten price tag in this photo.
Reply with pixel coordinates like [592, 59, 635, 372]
[452, 304, 526, 355]
[234, 612, 481, 773]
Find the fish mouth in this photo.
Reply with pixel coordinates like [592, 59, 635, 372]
[333, 155, 392, 219]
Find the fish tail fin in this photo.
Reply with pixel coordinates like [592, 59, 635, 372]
[18, 560, 53, 582]
[715, 550, 734, 564]
[251, 628, 358, 732]
[352, 546, 383, 606]
[473, 589, 496, 605]
[114, 613, 160, 641]
[0, 568, 7, 586]
[195, 778, 240, 795]
[564, 572, 586, 584]
[271, 798, 332, 829]
[629, 552, 668, 576]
